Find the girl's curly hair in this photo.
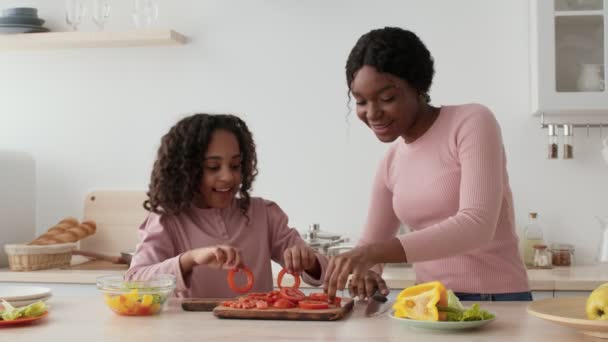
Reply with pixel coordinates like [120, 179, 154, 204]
[345, 27, 435, 103]
[144, 113, 258, 217]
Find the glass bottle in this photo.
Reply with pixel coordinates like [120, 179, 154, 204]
[522, 212, 544, 267]
[547, 124, 558, 159]
[563, 124, 574, 159]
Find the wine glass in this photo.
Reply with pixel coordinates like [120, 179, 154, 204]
[65, 0, 86, 31]
[92, 0, 111, 31]
[132, 0, 159, 29]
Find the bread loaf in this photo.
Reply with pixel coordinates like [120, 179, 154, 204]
[29, 218, 97, 245]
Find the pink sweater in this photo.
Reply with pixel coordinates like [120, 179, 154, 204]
[360, 104, 529, 294]
[126, 198, 326, 298]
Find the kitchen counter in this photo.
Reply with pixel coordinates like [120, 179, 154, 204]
[2, 263, 608, 291]
[6, 296, 593, 341]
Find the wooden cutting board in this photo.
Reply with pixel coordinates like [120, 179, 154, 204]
[211, 298, 354, 321]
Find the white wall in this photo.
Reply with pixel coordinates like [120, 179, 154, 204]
[1, 0, 607, 264]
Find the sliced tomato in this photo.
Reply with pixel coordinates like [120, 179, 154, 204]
[277, 268, 301, 289]
[227, 266, 254, 293]
[307, 292, 341, 306]
[280, 287, 306, 302]
[255, 300, 268, 309]
[273, 298, 296, 309]
[298, 300, 329, 310]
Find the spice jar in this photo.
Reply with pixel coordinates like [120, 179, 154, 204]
[533, 244, 552, 268]
[547, 124, 558, 159]
[550, 243, 574, 266]
[563, 124, 574, 159]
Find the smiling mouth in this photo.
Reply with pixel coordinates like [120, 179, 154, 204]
[213, 187, 233, 193]
[370, 121, 394, 130]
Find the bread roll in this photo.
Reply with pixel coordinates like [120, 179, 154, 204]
[29, 218, 97, 245]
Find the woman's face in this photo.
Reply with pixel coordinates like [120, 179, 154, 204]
[351, 65, 421, 142]
[199, 129, 242, 209]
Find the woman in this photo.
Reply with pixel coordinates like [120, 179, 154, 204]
[323, 27, 530, 301]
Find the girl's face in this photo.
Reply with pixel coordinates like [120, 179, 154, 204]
[351, 65, 421, 142]
[199, 129, 242, 209]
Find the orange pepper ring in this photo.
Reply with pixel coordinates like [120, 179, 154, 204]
[227, 266, 254, 293]
[277, 268, 301, 289]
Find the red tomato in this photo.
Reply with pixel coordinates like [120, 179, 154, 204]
[298, 300, 329, 310]
[227, 266, 254, 293]
[273, 298, 296, 309]
[279, 288, 306, 303]
[307, 292, 341, 306]
[277, 269, 301, 289]
[255, 300, 268, 309]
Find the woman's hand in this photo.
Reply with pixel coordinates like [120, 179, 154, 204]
[180, 245, 242, 274]
[324, 238, 405, 299]
[283, 245, 320, 278]
[348, 270, 389, 300]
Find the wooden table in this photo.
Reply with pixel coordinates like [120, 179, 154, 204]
[3, 296, 597, 341]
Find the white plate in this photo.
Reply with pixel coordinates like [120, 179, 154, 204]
[2, 295, 51, 308]
[389, 311, 497, 331]
[0, 286, 51, 301]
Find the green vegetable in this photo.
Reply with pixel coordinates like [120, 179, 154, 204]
[437, 290, 495, 322]
[1, 300, 47, 321]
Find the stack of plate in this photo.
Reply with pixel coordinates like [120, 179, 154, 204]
[0, 285, 52, 308]
[0, 7, 49, 34]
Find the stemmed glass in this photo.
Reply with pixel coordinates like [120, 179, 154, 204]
[92, 0, 111, 31]
[65, 0, 86, 31]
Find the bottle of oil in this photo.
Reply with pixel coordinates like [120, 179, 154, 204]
[522, 212, 544, 267]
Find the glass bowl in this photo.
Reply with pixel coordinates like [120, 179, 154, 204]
[96, 274, 176, 316]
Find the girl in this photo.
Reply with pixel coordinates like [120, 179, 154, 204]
[323, 27, 530, 302]
[127, 113, 325, 298]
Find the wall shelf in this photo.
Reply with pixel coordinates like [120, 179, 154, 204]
[0, 29, 187, 50]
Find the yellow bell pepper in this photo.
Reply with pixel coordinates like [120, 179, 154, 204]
[392, 281, 448, 321]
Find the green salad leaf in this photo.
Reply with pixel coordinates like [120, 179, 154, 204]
[1, 300, 47, 321]
[437, 290, 495, 322]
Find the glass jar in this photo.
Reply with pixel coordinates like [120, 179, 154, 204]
[533, 244, 552, 268]
[550, 243, 574, 266]
[563, 124, 574, 159]
[547, 124, 558, 159]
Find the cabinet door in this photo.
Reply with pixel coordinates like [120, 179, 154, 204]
[531, 291, 554, 300]
[554, 290, 591, 297]
[531, 0, 608, 114]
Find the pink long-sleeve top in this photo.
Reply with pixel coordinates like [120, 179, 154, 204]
[126, 197, 326, 298]
[360, 104, 529, 294]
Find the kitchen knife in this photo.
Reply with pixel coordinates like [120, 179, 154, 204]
[364, 289, 390, 317]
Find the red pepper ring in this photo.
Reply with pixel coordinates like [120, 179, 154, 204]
[227, 267, 254, 293]
[277, 268, 301, 289]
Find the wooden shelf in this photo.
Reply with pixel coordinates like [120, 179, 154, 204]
[0, 29, 187, 50]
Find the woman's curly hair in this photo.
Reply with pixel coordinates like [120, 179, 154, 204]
[345, 27, 435, 102]
[144, 113, 258, 217]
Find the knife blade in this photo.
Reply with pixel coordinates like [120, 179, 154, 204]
[364, 289, 389, 317]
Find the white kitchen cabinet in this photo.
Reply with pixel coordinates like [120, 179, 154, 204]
[531, 290, 554, 300]
[554, 290, 591, 297]
[530, 0, 608, 116]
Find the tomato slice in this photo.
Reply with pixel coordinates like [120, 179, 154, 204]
[279, 288, 306, 302]
[307, 292, 341, 306]
[255, 300, 268, 309]
[298, 300, 329, 310]
[277, 268, 301, 289]
[227, 266, 255, 293]
[273, 298, 297, 309]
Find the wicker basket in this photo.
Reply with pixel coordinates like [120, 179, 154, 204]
[4, 243, 77, 271]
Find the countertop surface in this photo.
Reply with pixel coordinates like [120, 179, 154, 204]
[3, 295, 597, 341]
[2, 263, 608, 291]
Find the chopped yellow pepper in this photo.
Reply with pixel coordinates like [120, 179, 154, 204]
[392, 281, 448, 321]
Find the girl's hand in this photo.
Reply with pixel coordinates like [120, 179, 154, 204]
[283, 245, 320, 276]
[186, 245, 243, 270]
